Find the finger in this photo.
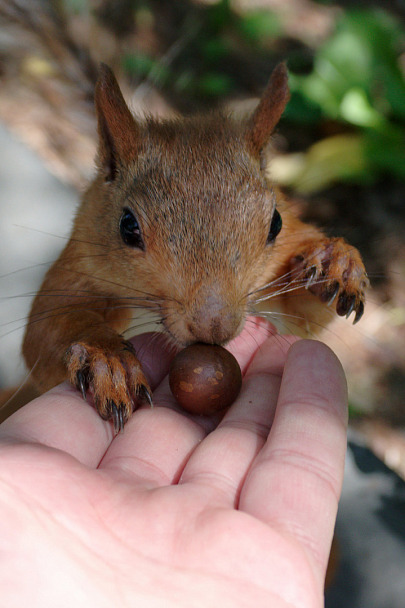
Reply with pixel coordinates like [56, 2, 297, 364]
[178, 333, 300, 507]
[0, 333, 175, 467]
[239, 340, 348, 585]
[129, 332, 176, 391]
[0, 383, 111, 467]
[99, 406, 206, 486]
[98, 319, 275, 485]
[226, 316, 278, 373]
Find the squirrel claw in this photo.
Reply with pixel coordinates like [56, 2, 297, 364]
[291, 237, 368, 324]
[336, 293, 356, 318]
[336, 292, 366, 324]
[345, 297, 357, 319]
[99, 400, 129, 434]
[353, 301, 364, 325]
[305, 266, 318, 289]
[326, 282, 340, 306]
[67, 341, 149, 429]
[138, 384, 153, 408]
[110, 401, 126, 434]
[75, 369, 89, 402]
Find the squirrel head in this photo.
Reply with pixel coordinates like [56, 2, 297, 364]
[78, 63, 290, 346]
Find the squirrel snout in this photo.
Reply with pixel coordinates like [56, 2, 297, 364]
[181, 290, 244, 346]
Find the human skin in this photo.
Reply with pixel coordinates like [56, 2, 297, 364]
[0, 320, 347, 607]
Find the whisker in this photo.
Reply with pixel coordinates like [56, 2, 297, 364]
[235, 316, 276, 353]
[252, 275, 332, 305]
[0, 261, 54, 281]
[52, 265, 171, 303]
[245, 247, 332, 298]
[4, 303, 154, 329]
[0, 290, 161, 305]
[0, 301, 163, 340]
[253, 310, 320, 338]
[243, 316, 300, 354]
[124, 313, 163, 337]
[0, 249, 123, 284]
[13, 224, 110, 248]
[10, 290, 163, 307]
[133, 326, 176, 365]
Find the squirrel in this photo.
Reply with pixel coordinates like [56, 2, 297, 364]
[22, 63, 369, 432]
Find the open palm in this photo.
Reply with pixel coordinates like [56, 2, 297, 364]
[0, 322, 347, 607]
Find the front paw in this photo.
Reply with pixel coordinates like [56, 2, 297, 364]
[65, 340, 152, 432]
[290, 237, 369, 324]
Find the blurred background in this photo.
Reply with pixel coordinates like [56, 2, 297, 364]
[0, 0, 404, 604]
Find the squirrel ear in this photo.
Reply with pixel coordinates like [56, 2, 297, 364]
[246, 63, 290, 160]
[95, 64, 139, 181]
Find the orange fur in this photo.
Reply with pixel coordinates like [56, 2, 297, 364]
[22, 63, 369, 430]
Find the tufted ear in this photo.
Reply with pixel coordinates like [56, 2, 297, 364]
[94, 64, 140, 181]
[246, 62, 290, 161]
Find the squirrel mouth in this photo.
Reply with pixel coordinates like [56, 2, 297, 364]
[161, 309, 245, 349]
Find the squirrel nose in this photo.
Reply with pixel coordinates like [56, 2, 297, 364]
[188, 290, 242, 345]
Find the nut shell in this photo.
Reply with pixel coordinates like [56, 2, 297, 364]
[169, 343, 242, 415]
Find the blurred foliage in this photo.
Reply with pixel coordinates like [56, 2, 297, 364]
[62, 0, 405, 192]
[285, 9, 405, 191]
[121, 0, 283, 101]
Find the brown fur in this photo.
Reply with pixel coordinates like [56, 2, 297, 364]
[22, 63, 369, 430]
[247, 62, 290, 161]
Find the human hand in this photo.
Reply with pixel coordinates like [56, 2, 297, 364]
[0, 320, 347, 607]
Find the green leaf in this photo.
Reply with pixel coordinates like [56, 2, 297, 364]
[290, 9, 405, 124]
[364, 128, 405, 179]
[238, 10, 281, 44]
[348, 401, 363, 419]
[197, 72, 234, 97]
[340, 88, 386, 128]
[123, 54, 171, 86]
[201, 38, 230, 63]
[270, 135, 368, 194]
[283, 89, 322, 125]
[206, 0, 233, 33]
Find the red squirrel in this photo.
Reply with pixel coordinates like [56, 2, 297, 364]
[22, 63, 369, 431]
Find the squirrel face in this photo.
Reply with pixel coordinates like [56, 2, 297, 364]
[78, 114, 284, 346]
[72, 64, 288, 346]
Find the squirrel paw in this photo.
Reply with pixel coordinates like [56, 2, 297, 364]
[66, 340, 152, 432]
[290, 237, 369, 324]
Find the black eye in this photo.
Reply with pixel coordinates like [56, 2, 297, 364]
[267, 209, 282, 244]
[120, 208, 144, 249]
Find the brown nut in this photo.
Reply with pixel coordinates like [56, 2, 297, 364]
[169, 343, 242, 415]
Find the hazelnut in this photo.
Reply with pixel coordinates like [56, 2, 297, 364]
[169, 343, 242, 415]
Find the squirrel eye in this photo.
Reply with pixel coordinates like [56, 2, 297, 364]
[267, 209, 282, 244]
[119, 208, 144, 249]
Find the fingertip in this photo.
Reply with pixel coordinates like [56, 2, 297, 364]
[289, 338, 344, 371]
[244, 332, 301, 379]
[285, 340, 348, 419]
[0, 382, 112, 466]
[129, 333, 177, 390]
[226, 317, 274, 371]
